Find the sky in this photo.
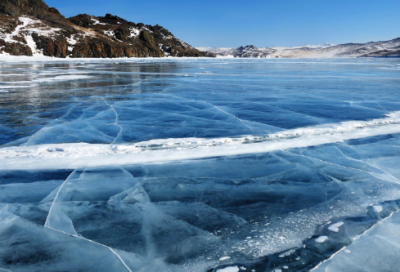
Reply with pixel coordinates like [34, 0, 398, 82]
[45, 0, 400, 48]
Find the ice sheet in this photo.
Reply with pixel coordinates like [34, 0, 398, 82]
[1, 58, 400, 272]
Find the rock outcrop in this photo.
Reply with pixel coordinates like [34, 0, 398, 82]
[0, 0, 204, 58]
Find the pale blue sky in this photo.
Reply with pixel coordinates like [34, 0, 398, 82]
[46, 0, 400, 48]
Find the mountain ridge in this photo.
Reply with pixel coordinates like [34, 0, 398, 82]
[199, 38, 400, 58]
[0, 0, 204, 58]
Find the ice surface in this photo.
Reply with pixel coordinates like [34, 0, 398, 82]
[1, 58, 400, 271]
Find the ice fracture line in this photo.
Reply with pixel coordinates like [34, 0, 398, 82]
[101, 97, 123, 144]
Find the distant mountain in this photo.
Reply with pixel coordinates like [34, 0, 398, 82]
[0, 0, 204, 58]
[199, 39, 400, 58]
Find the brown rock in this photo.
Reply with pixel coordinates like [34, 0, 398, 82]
[2, 40, 32, 56]
[32, 33, 68, 57]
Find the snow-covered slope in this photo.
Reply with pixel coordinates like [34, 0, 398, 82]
[0, 16, 63, 56]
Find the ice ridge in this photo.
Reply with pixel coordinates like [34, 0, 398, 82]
[1, 112, 400, 170]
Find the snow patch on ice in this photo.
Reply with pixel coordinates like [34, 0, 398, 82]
[0, 86, 31, 89]
[328, 222, 344, 232]
[217, 267, 239, 272]
[373, 205, 383, 213]
[32, 75, 92, 82]
[315, 236, 328, 243]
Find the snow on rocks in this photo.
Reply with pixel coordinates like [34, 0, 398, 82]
[1, 16, 61, 55]
[141, 27, 153, 33]
[128, 27, 140, 38]
[66, 35, 77, 45]
[91, 18, 106, 26]
[66, 35, 77, 53]
[103, 30, 115, 38]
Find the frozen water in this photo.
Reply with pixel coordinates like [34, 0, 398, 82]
[0, 58, 400, 271]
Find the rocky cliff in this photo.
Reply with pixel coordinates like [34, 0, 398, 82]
[0, 0, 204, 58]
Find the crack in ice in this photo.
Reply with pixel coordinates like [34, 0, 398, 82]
[45, 226, 133, 272]
[44, 169, 77, 227]
[101, 98, 123, 144]
[43, 167, 133, 272]
[161, 92, 282, 132]
[337, 143, 400, 184]
[287, 150, 400, 185]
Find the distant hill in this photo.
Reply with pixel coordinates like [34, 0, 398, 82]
[0, 0, 204, 58]
[199, 39, 400, 58]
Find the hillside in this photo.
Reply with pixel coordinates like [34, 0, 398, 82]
[0, 0, 204, 58]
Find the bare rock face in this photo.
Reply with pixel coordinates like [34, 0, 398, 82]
[0, 0, 50, 18]
[32, 33, 68, 57]
[0, 38, 32, 55]
[0, 0, 204, 58]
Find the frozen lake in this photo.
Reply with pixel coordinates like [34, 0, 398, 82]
[1, 58, 400, 272]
